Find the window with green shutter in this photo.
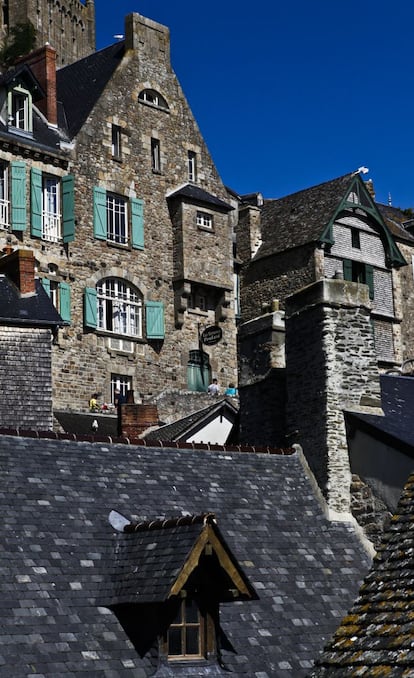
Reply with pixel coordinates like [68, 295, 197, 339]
[131, 197, 144, 249]
[93, 186, 107, 240]
[11, 161, 26, 231]
[30, 167, 42, 237]
[84, 287, 97, 328]
[145, 301, 164, 339]
[62, 175, 75, 243]
[59, 282, 71, 322]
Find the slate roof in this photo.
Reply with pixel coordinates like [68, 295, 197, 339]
[256, 174, 355, 259]
[56, 42, 124, 139]
[377, 203, 414, 244]
[0, 276, 65, 327]
[144, 398, 238, 443]
[309, 471, 414, 677]
[167, 184, 233, 211]
[345, 374, 414, 454]
[0, 435, 371, 677]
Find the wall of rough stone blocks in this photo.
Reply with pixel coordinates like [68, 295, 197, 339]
[0, 326, 53, 429]
[285, 279, 382, 514]
[0, 13, 238, 413]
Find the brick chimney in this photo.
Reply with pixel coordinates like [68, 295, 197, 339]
[118, 391, 159, 438]
[16, 45, 57, 126]
[0, 249, 36, 295]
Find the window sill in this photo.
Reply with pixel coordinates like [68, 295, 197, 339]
[187, 308, 208, 317]
[112, 155, 123, 164]
[197, 226, 215, 234]
[106, 240, 131, 251]
[152, 169, 163, 176]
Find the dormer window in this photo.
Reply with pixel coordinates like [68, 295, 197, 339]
[8, 85, 32, 133]
[166, 593, 205, 659]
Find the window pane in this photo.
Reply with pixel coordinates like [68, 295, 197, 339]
[168, 628, 182, 655]
[186, 598, 199, 623]
[186, 627, 199, 655]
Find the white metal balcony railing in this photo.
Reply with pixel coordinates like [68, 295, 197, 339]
[0, 199, 9, 229]
[42, 211, 61, 242]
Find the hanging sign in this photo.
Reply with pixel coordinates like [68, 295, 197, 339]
[201, 325, 222, 346]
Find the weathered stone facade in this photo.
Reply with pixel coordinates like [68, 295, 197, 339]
[1, 0, 95, 66]
[285, 279, 382, 514]
[0, 326, 53, 429]
[0, 13, 237, 415]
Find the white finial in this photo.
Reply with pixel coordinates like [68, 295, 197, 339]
[357, 166, 369, 175]
[388, 192, 392, 206]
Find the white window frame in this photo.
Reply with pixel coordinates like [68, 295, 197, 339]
[106, 193, 128, 245]
[42, 176, 62, 242]
[97, 278, 142, 338]
[188, 151, 197, 182]
[8, 85, 32, 133]
[110, 373, 132, 405]
[0, 162, 9, 229]
[196, 211, 213, 230]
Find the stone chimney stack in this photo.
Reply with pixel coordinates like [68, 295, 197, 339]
[16, 45, 57, 125]
[125, 13, 171, 66]
[0, 249, 36, 295]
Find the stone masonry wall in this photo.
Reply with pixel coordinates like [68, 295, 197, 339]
[0, 13, 237, 413]
[0, 326, 53, 429]
[285, 279, 381, 514]
[241, 244, 316, 323]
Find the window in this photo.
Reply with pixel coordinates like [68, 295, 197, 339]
[351, 228, 361, 249]
[0, 162, 9, 229]
[167, 595, 204, 659]
[343, 259, 374, 300]
[31, 169, 75, 243]
[97, 278, 143, 338]
[188, 151, 197, 182]
[42, 176, 61, 242]
[187, 350, 211, 392]
[138, 89, 169, 110]
[196, 211, 213, 230]
[189, 292, 207, 311]
[8, 85, 32, 133]
[93, 187, 144, 250]
[42, 278, 71, 322]
[111, 125, 122, 160]
[151, 138, 161, 173]
[106, 193, 128, 245]
[110, 373, 131, 405]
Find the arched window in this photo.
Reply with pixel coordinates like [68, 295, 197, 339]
[138, 89, 169, 111]
[97, 278, 142, 338]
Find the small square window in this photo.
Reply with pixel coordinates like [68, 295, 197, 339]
[196, 211, 213, 230]
[111, 125, 122, 159]
[8, 86, 32, 133]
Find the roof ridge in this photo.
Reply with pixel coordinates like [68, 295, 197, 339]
[124, 512, 215, 533]
[0, 428, 295, 456]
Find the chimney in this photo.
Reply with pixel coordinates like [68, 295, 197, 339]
[118, 394, 159, 438]
[16, 45, 57, 125]
[0, 249, 36, 295]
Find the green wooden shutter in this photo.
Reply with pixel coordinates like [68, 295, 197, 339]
[84, 287, 97, 328]
[41, 278, 51, 296]
[131, 197, 144, 250]
[59, 282, 71, 322]
[145, 301, 164, 339]
[62, 174, 75, 243]
[343, 259, 352, 281]
[93, 186, 107, 240]
[365, 264, 374, 300]
[31, 167, 42, 238]
[10, 161, 26, 231]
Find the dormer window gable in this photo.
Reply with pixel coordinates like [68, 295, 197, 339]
[2, 65, 45, 136]
[319, 175, 407, 267]
[8, 84, 33, 133]
[106, 512, 257, 667]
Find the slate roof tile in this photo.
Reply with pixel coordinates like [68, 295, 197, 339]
[0, 436, 371, 677]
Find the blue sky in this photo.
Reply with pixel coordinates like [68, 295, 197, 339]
[96, 1, 414, 208]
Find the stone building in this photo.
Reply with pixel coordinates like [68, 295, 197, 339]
[0, 13, 237, 413]
[237, 171, 414, 368]
[0, 0, 95, 66]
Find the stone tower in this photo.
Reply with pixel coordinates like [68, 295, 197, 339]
[1, 0, 95, 66]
